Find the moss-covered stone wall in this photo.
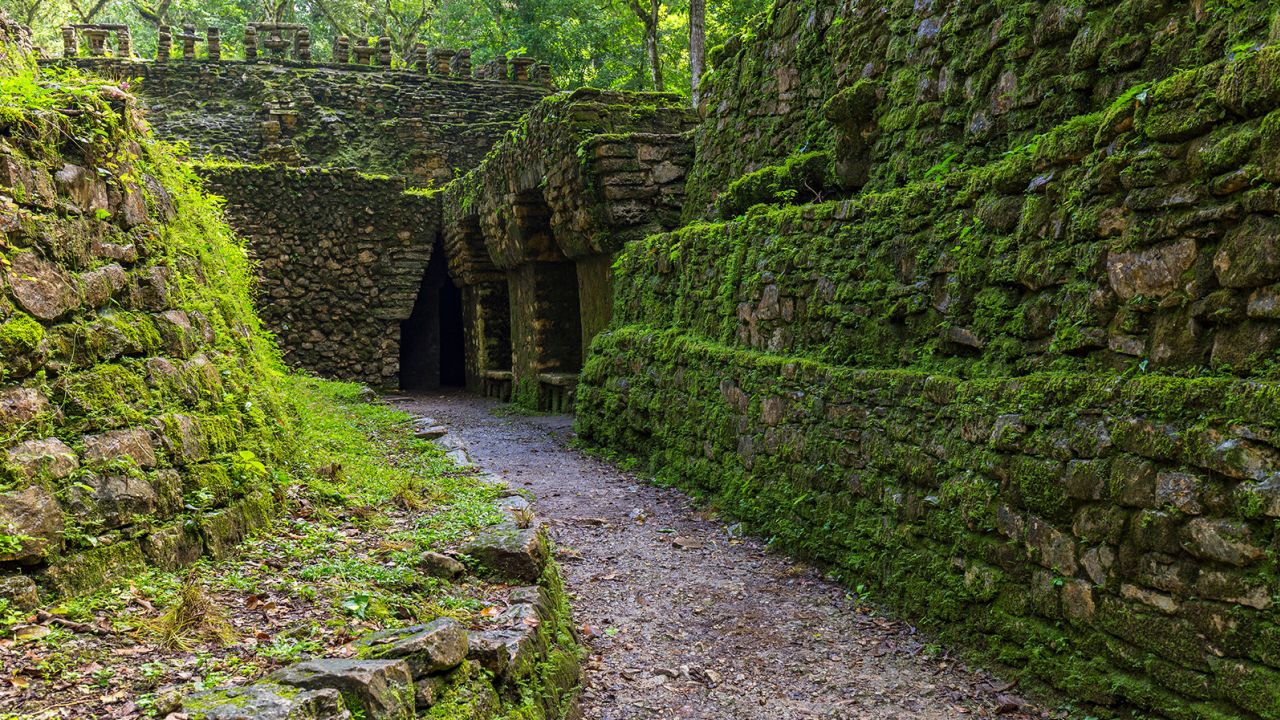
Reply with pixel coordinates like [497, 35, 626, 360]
[49, 58, 550, 184]
[0, 38, 295, 606]
[686, 0, 1280, 218]
[576, 4, 1280, 718]
[197, 165, 439, 387]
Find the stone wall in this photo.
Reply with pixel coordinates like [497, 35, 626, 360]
[441, 89, 697, 405]
[0, 60, 294, 606]
[53, 58, 550, 185]
[685, 0, 1278, 218]
[198, 165, 439, 387]
[574, 2, 1280, 718]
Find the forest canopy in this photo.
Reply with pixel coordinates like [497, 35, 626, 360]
[4, 0, 768, 95]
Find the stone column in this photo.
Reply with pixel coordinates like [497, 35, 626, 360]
[414, 42, 429, 72]
[295, 27, 311, 61]
[115, 27, 132, 57]
[492, 55, 508, 81]
[511, 55, 534, 82]
[157, 25, 172, 60]
[334, 35, 349, 63]
[206, 27, 221, 60]
[181, 25, 196, 59]
[450, 48, 472, 78]
[243, 25, 257, 60]
[61, 26, 77, 57]
[433, 48, 454, 75]
[376, 36, 392, 66]
[536, 62, 553, 87]
[353, 37, 373, 65]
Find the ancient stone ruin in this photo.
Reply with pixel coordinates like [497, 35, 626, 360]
[10, 0, 1280, 715]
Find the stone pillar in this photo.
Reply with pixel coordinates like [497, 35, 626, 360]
[61, 26, 77, 57]
[433, 48, 454, 75]
[334, 35, 349, 63]
[353, 37, 374, 65]
[181, 25, 196, 59]
[414, 42, 429, 72]
[156, 25, 171, 60]
[295, 27, 311, 61]
[450, 48, 472, 78]
[492, 55, 508, 81]
[511, 55, 534, 82]
[115, 27, 132, 58]
[376, 36, 392, 66]
[84, 28, 108, 56]
[244, 25, 258, 60]
[536, 62, 553, 87]
[206, 27, 220, 60]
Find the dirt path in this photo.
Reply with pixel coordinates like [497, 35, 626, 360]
[392, 391, 1049, 720]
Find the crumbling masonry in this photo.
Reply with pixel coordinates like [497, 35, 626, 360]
[28, 3, 1280, 716]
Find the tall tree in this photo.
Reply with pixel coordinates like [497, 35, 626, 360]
[624, 0, 661, 91]
[688, 0, 703, 105]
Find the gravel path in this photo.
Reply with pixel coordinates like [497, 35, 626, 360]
[392, 391, 1050, 720]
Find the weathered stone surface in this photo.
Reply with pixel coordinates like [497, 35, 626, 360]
[68, 473, 158, 529]
[1182, 518, 1265, 567]
[4, 437, 78, 482]
[417, 550, 465, 578]
[0, 573, 39, 609]
[1106, 238, 1196, 300]
[1155, 471, 1203, 514]
[52, 163, 108, 214]
[1214, 215, 1280, 288]
[184, 682, 352, 720]
[6, 252, 78, 321]
[355, 617, 468, 677]
[460, 522, 548, 581]
[82, 427, 157, 468]
[272, 659, 414, 720]
[41, 540, 146, 597]
[0, 484, 63, 563]
[0, 387, 51, 429]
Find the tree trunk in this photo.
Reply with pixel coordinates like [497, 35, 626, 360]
[628, 0, 663, 92]
[647, 0, 663, 91]
[689, 0, 704, 106]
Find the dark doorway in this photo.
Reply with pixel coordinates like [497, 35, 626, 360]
[400, 240, 466, 390]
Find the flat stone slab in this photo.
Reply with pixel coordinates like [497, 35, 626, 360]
[354, 617, 469, 677]
[183, 682, 351, 719]
[271, 659, 413, 720]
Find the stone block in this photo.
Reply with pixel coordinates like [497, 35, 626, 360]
[1182, 517, 1264, 566]
[1154, 470, 1203, 514]
[355, 617, 468, 677]
[460, 522, 548, 581]
[41, 540, 145, 597]
[0, 573, 39, 609]
[184, 681, 351, 720]
[0, 484, 63, 563]
[1214, 214, 1280, 288]
[6, 252, 77, 321]
[1109, 454, 1156, 507]
[1106, 238, 1196, 300]
[272, 659, 414, 720]
[82, 427, 157, 468]
[140, 520, 205, 569]
[4, 437, 78, 483]
[68, 473, 158, 529]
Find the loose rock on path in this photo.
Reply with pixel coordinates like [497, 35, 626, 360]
[393, 391, 1051, 720]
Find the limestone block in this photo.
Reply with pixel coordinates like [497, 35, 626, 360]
[272, 659, 414, 720]
[355, 617, 469, 677]
[1214, 215, 1280, 288]
[0, 484, 63, 563]
[4, 437, 78, 483]
[184, 682, 351, 720]
[68, 473, 158, 528]
[460, 522, 547, 581]
[82, 427, 157, 468]
[1182, 518, 1265, 566]
[7, 252, 78, 321]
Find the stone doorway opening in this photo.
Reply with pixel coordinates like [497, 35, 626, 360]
[400, 239, 466, 390]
